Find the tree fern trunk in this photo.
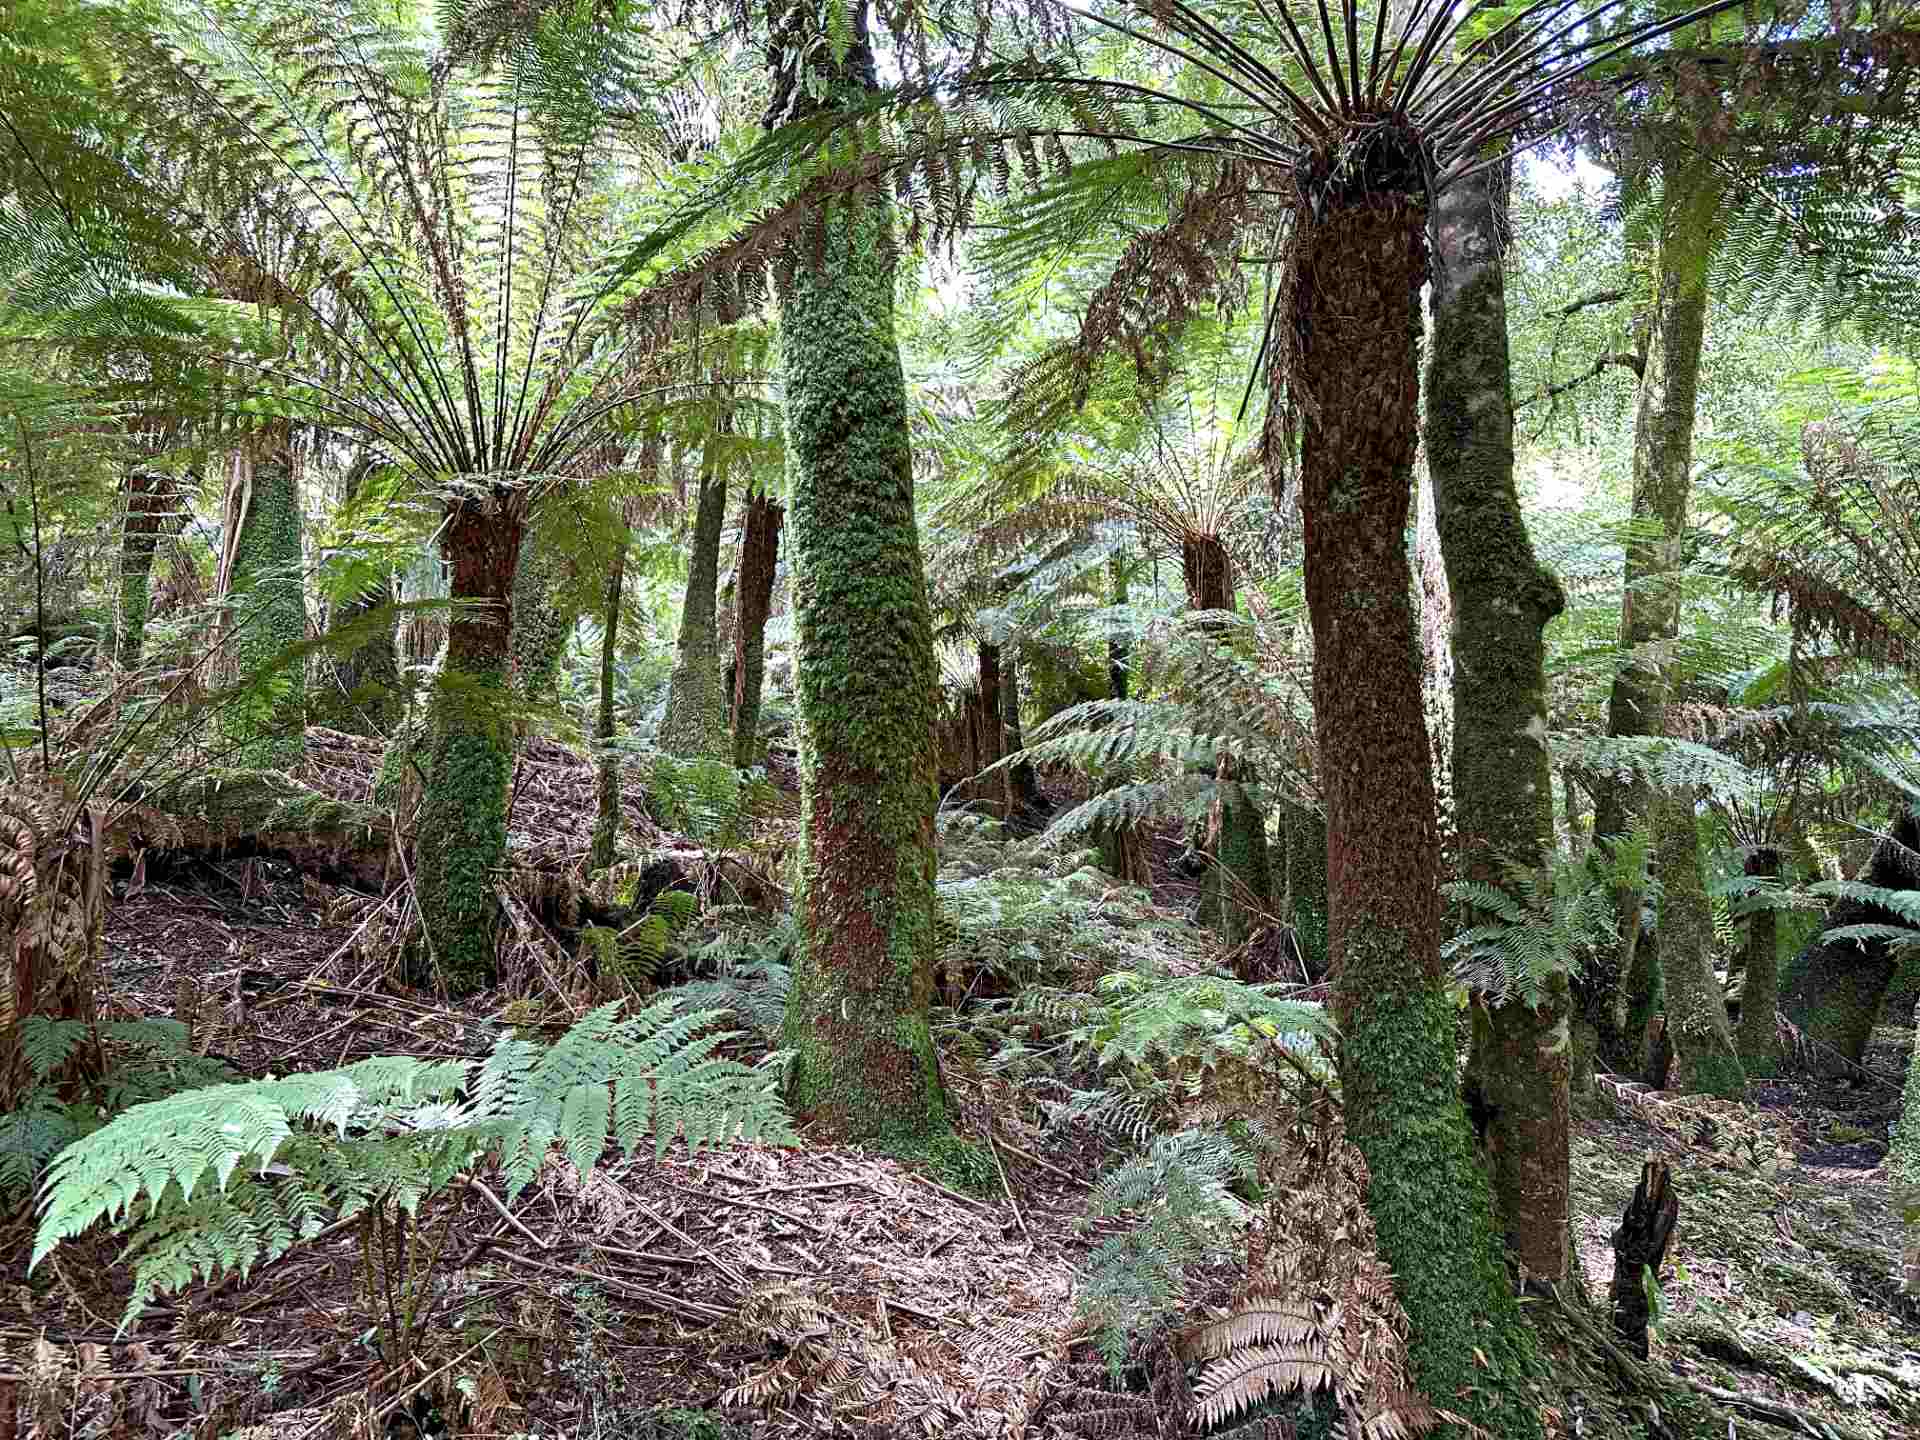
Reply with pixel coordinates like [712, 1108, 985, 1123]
[114, 469, 175, 671]
[509, 541, 569, 705]
[660, 458, 730, 760]
[1427, 156, 1574, 1286]
[222, 446, 306, 770]
[731, 492, 783, 769]
[769, 3, 957, 1165]
[1183, 533, 1271, 946]
[590, 522, 628, 873]
[414, 492, 524, 993]
[1290, 190, 1541, 1440]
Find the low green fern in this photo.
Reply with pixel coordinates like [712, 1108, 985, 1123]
[33, 998, 793, 1326]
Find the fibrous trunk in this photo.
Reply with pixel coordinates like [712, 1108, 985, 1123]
[222, 447, 307, 770]
[1289, 187, 1540, 1437]
[510, 541, 570, 704]
[770, 19, 952, 1155]
[590, 521, 629, 872]
[1427, 156, 1573, 1287]
[1783, 805, 1920, 1077]
[1183, 533, 1271, 946]
[413, 493, 524, 993]
[660, 458, 730, 760]
[1609, 1160, 1678, 1361]
[731, 492, 784, 769]
[1737, 847, 1782, 1076]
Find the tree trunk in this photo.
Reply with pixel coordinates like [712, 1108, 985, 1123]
[590, 522, 629, 872]
[1656, 792, 1744, 1096]
[1273, 800, 1329, 978]
[1289, 191, 1541, 1439]
[1097, 552, 1150, 884]
[976, 638, 1008, 820]
[1, 783, 105, 1105]
[222, 447, 307, 770]
[1737, 847, 1783, 1076]
[1427, 157, 1573, 1288]
[114, 469, 178, 670]
[660, 456, 730, 760]
[413, 492, 525, 993]
[332, 461, 401, 737]
[1609, 1159, 1679, 1361]
[1583, 161, 1723, 1078]
[769, 5, 955, 1161]
[1001, 646, 1044, 827]
[731, 492, 784, 769]
[1414, 466, 1455, 855]
[1783, 805, 1920, 1078]
[1183, 533, 1272, 946]
[509, 540, 570, 704]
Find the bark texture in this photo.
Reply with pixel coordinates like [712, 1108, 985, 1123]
[1583, 162, 1723, 1077]
[1783, 805, 1920, 1077]
[1289, 184, 1540, 1439]
[332, 462, 401, 736]
[509, 540, 570, 704]
[1426, 158, 1573, 1287]
[769, 6, 958, 1168]
[1609, 1160, 1679, 1361]
[1737, 847, 1782, 1076]
[731, 492, 784, 769]
[115, 469, 178, 670]
[413, 493, 525, 992]
[1097, 553, 1150, 885]
[661, 455, 731, 760]
[223, 450, 307, 770]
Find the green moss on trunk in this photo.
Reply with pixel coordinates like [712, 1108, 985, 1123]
[1653, 789, 1744, 1097]
[661, 460, 731, 760]
[1737, 848, 1782, 1077]
[731, 493, 783, 769]
[769, 20, 953, 1155]
[510, 540, 570, 704]
[1427, 157, 1573, 1284]
[412, 495, 525, 993]
[1292, 191, 1541, 1439]
[222, 451, 306, 770]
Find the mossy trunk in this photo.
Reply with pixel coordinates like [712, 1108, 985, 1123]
[1184, 533, 1272, 945]
[115, 469, 176, 670]
[510, 540, 570, 704]
[1002, 646, 1044, 824]
[1289, 190, 1541, 1439]
[1783, 805, 1920, 1078]
[590, 523, 628, 873]
[413, 493, 524, 993]
[222, 449, 306, 770]
[1582, 161, 1722, 1078]
[1737, 848, 1783, 1076]
[660, 460, 730, 760]
[1427, 157, 1573, 1286]
[1652, 790, 1744, 1096]
[769, 9, 954, 1161]
[1273, 800, 1329, 977]
[332, 463, 401, 737]
[731, 492, 784, 769]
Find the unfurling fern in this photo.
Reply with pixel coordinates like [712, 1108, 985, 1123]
[33, 998, 793, 1325]
[1179, 1116, 1449, 1438]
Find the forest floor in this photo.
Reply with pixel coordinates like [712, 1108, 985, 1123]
[5, 759, 1918, 1439]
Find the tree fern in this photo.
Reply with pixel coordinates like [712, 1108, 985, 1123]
[33, 996, 792, 1326]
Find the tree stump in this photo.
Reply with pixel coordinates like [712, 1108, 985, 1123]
[1609, 1159, 1679, 1360]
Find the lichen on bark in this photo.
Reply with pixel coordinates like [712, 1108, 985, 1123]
[767, 6, 955, 1158]
[1650, 789, 1744, 1097]
[222, 449, 307, 770]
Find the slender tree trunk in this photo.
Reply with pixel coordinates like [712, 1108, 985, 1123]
[1183, 533, 1271, 946]
[1001, 645, 1043, 824]
[769, 4, 955, 1161]
[1097, 552, 1149, 884]
[976, 638, 1008, 820]
[222, 445, 306, 770]
[509, 541, 570, 704]
[1656, 789, 1743, 1094]
[1583, 161, 1727, 1081]
[413, 492, 525, 993]
[1427, 157, 1573, 1286]
[1289, 191, 1541, 1438]
[115, 469, 176, 671]
[1737, 847, 1782, 1076]
[1414, 467, 1455, 856]
[660, 456, 730, 760]
[589, 523, 629, 872]
[732, 492, 784, 769]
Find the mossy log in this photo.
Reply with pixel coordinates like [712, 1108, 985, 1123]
[114, 770, 395, 894]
